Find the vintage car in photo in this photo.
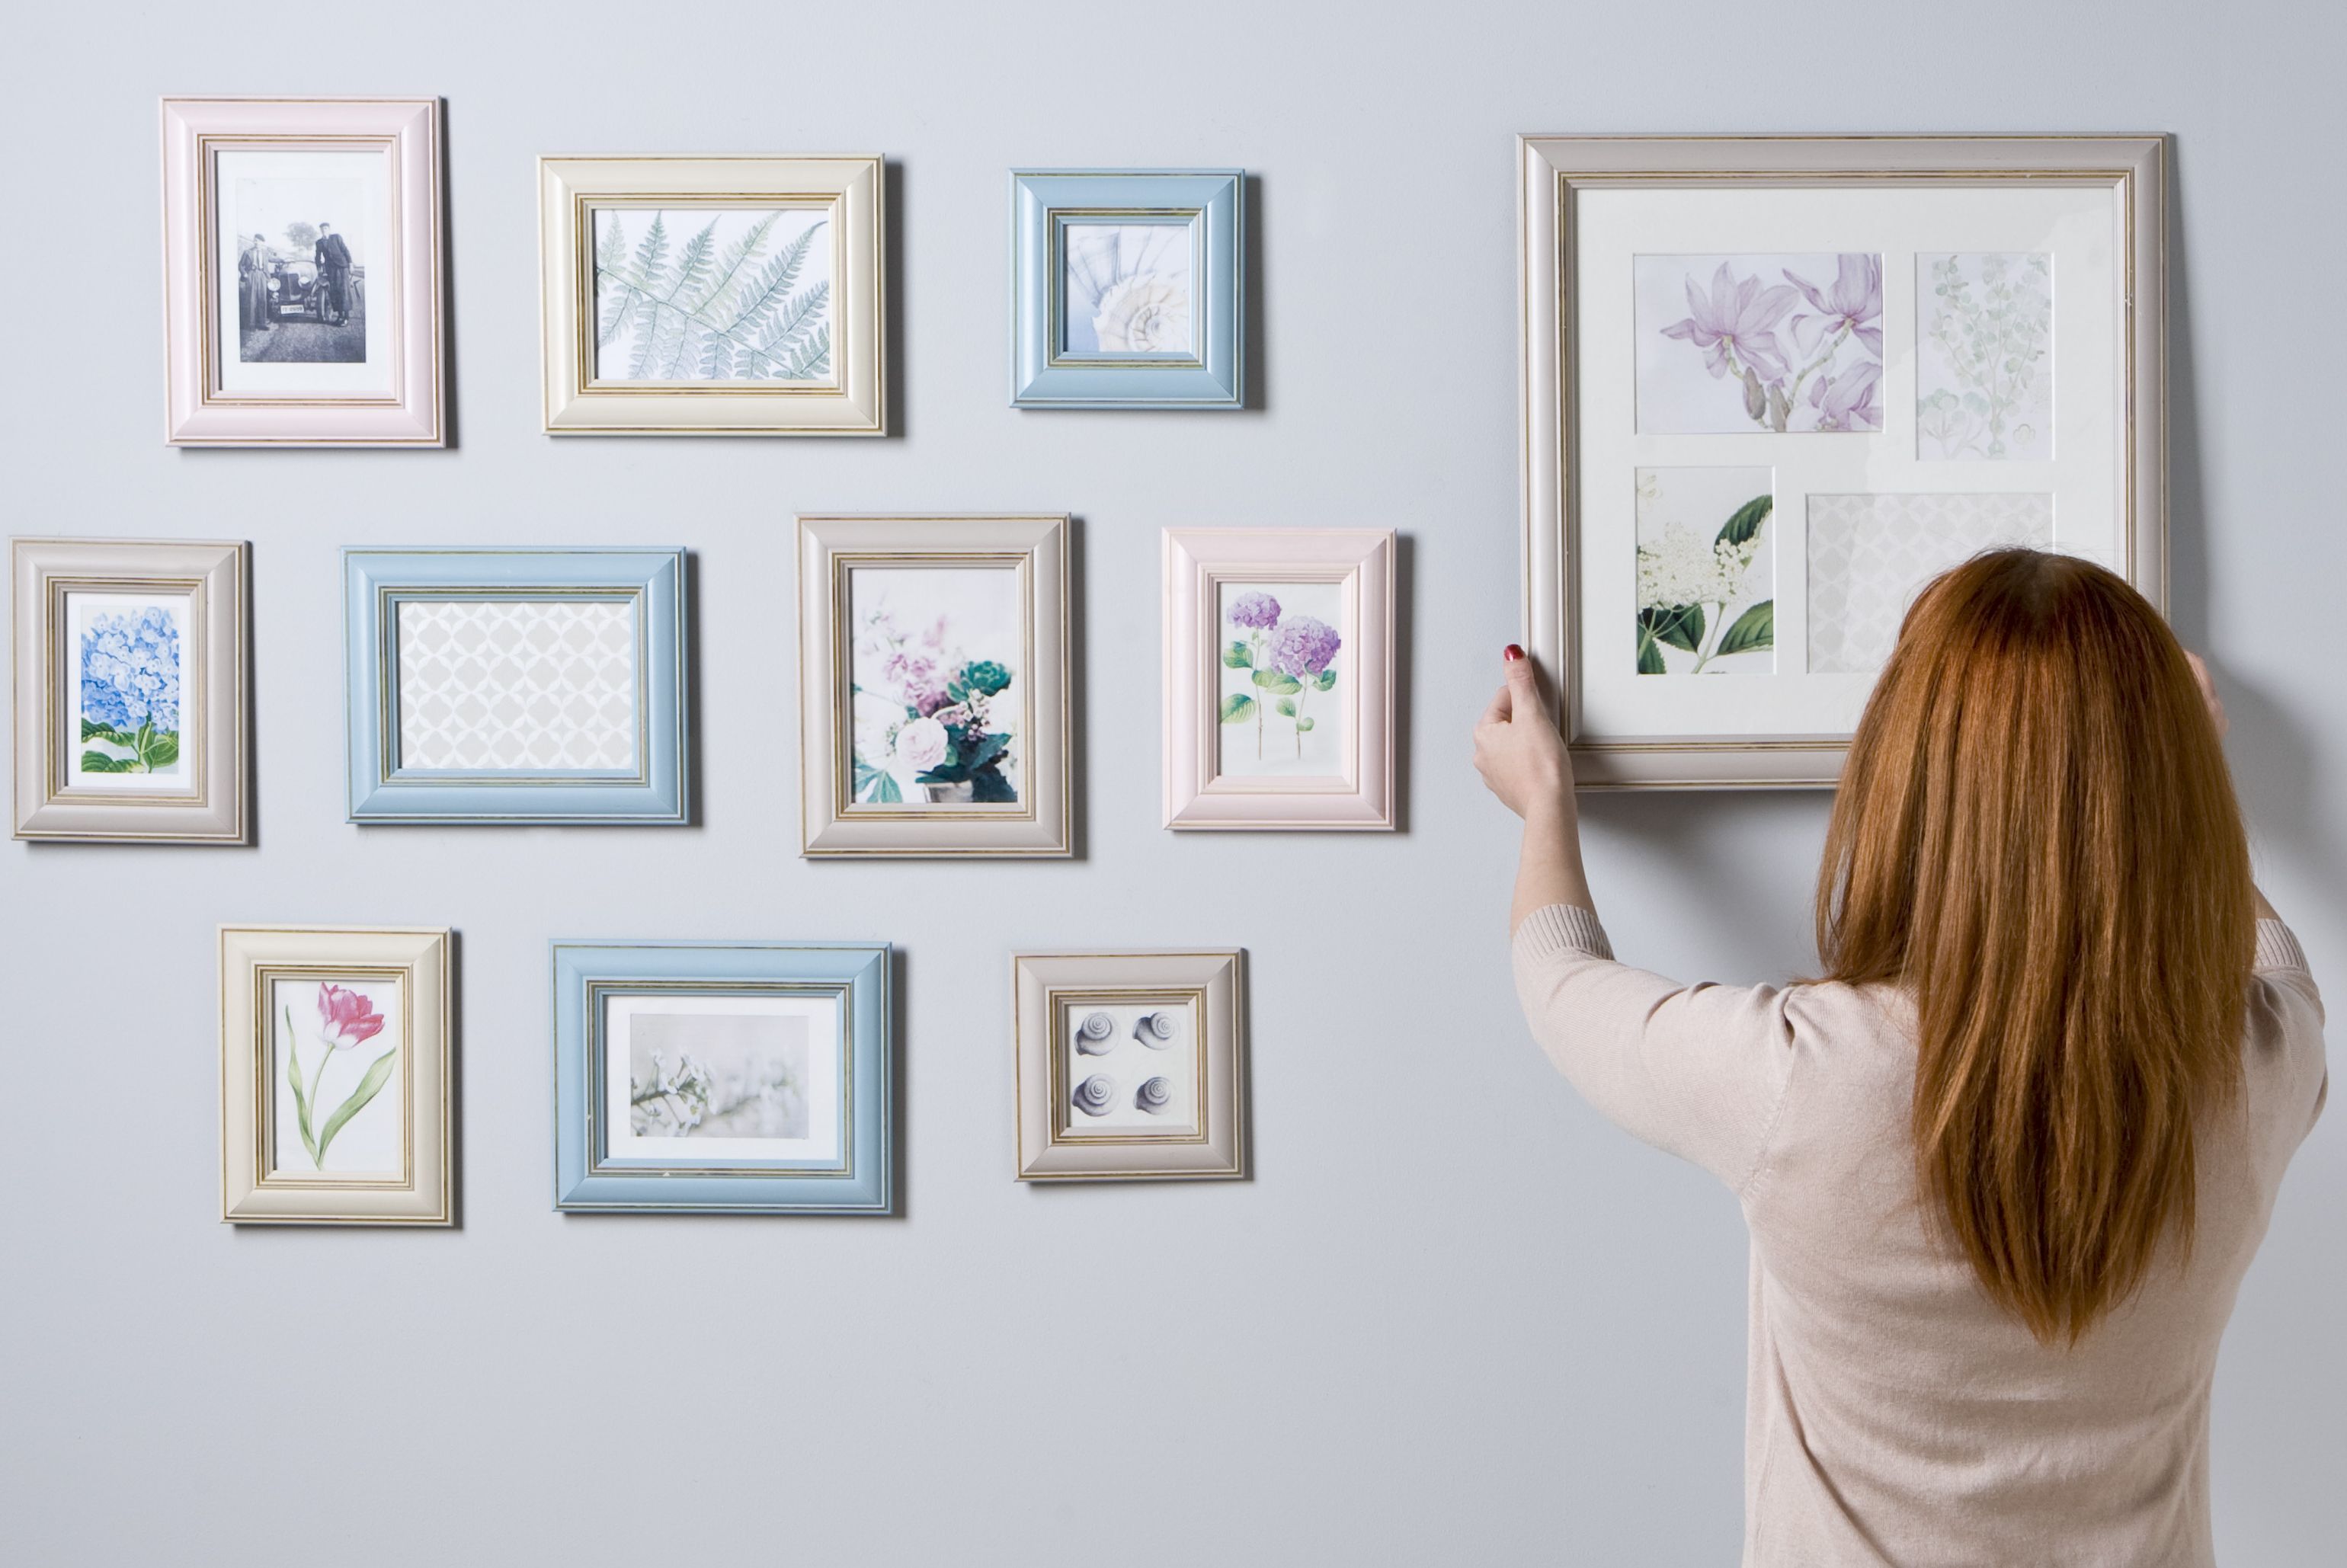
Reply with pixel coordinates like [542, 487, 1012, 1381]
[265, 258, 363, 324]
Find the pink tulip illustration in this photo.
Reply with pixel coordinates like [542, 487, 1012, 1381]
[284, 982, 398, 1170]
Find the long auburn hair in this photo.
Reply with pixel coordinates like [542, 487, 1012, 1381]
[1817, 549, 2256, 1345]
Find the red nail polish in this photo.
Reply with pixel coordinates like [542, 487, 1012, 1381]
[1503, 644, 1525, 661]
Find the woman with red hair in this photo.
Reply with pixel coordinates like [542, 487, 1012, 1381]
[1474, 549, 2325, 1564]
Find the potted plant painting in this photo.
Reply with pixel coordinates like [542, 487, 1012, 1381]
[850, 601, 1018, 805]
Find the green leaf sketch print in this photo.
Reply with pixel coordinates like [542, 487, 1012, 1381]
[594, 210, 832, 382]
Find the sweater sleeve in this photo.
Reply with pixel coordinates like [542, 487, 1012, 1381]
[2249, 917, 2326, 1141]
[1511, 904, 1799, 1194]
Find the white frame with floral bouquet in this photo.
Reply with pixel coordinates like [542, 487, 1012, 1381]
[1519, 134, 2166, 788]
[797, 514, 1069, 857]
[11, 537, 248, 843]
[161, 97, 445, 447]
[219, 925, 451, 1225]
[1162, 527, 1394, 830]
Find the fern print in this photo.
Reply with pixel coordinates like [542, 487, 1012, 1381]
[591, 208, 834, 383]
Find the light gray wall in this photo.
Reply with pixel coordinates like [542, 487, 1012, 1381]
[2, 2, 2340, 1562]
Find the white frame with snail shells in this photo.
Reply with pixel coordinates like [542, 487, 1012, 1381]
[1012, 949, 1246, 1181]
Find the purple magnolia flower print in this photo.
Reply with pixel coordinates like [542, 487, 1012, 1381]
[1267, 616, 1342, 678]
[1784, 254, 1884, 357]
[1659, 261, 1798, 384]
[1228, 590, 1282, 630]
[1810, 360, 1883, 432]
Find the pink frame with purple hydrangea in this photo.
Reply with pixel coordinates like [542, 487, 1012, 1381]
[1162, 527, 1395, 831]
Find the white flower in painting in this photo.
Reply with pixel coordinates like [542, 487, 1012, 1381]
[852, 690, 902, 770]
[1636, 523, 1760, 612]
[1092, 274, 1191, 352]
[894, 715, 949, 773]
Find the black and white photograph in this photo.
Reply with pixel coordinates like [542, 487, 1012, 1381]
[232, 174, 366, 364]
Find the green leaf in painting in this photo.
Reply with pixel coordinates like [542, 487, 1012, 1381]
[868, 773, 902, 805]
[1251, 669, 1302, 695]
[1640, 603, 1704, 654]
[1218, 693, 1256, 724]
[1636, 633, 1667, 675]
[314, 1047, 399, 1163]
[1715, 600, 1775, 659]
[1275, 698, 1297, 718]
[1295, 717, 1315, 733]
[1222, 641, 1253, 670]
[143, 732, 180, 770]
[283, 1006, 319, 1168]
[79, 751, 133, 773]
[1314, 669, 1337, 692]
[1715, 493, 1773, 549]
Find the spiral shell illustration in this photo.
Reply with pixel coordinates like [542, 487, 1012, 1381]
[1132, 1010, 1179, 1048]
[1073, 1011, 1117, 1054]
[1135, 1076, 1174, 1114]
[1072, 1074, 1116, 1117]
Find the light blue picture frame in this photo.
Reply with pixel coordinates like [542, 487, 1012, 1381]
[1010, 169, 1244, 410]
[344, 547, 688, 824]
[552, 940, 893, 1214]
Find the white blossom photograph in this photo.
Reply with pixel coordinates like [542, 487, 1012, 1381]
[627, 1010, 810, 1141]
[1635, 467, 1775, 675]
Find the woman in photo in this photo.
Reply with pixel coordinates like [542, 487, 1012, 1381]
[1474, 549, 2326, 1565]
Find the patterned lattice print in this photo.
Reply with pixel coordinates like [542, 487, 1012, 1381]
[1806, 494, 2053, 674]
[396, 600, 638, 770]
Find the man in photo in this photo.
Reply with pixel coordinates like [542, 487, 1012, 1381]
[314, 221, 352, 327]
[239, 232, 273, 332]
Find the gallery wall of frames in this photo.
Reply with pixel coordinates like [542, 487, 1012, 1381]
[9, 98, 2166, 1222]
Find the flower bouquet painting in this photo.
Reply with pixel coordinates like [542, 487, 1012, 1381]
[74, 598, 185, 784]
[1635, 468, 1775, 675]
[1217, 581, 1343, 775]
[1635, 252, 1884, 435]
[1062, 222, 1193, 355]
[274, 980, 402, 1174]
[848, 567, 1022, 806]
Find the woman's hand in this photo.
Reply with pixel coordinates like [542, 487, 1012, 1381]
[1474, 646, 1574, 821]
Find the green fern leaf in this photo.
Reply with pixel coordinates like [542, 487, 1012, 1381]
[781, 322, 831, 381]
[714, 221, 821, 343]
[738, 281, 828, 376]
[690, 212, 780, 332]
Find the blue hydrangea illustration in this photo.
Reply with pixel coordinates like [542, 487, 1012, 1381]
[81, 607, 181, 735]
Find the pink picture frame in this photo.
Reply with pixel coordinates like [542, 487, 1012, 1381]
[1162, 527, 1396, 831]
[161, 96, 446, 447]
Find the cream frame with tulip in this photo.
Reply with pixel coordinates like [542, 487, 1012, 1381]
[797, 514, 1069, 857]
[1519, 135, 2167, 787]
[1163, 528, 1394, 830]
[219, 926, 451, 1225]
[1013, 950, 1247, 1182]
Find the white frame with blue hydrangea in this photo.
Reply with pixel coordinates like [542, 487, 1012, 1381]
[342, 547, 689, 825]
[11, 536, 247, 843]
[1010, 170, 1243, 410]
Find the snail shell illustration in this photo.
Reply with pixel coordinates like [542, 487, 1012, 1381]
[1072, 1074, 1117, 1117]
[1132, 1010, 1179, 1048]
[1073, 1011, 1117, 1055]
[1135, 1076, 1174, 1114]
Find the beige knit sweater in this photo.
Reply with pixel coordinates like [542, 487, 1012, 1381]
[1511, 904, 2327, 1567]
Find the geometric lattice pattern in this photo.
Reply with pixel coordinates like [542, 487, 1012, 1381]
[395, 599, 637, 770]
[1806, 493, 2054, 674]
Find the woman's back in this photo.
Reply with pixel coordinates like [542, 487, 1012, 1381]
[1510, 906, 2327, 1567]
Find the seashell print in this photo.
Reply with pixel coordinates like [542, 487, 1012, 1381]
[1135, 1076, 1174, 1114]
[1132, 1010, 1179, 1048]
[1074, 1011, 1117, 1054]
[1072, 1074, 1116, 1117]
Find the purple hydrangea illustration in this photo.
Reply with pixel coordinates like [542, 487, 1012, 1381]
[1267, 615, 1341, 677]
[1228, 590, 1282, 630]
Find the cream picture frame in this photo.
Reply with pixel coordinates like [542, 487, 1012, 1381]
[219, 925, 452, 1225]
[1013, 949, 1247, 1182]
[538, 154, 885, 435]
[11, 537, 248, 843]
[797, 514, 1070, 858]
[1519, 134, 2167, 788]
